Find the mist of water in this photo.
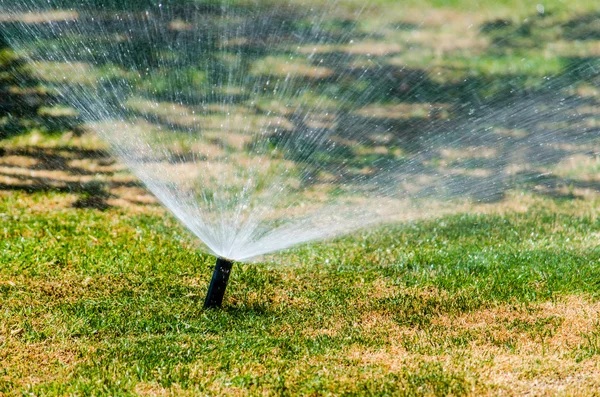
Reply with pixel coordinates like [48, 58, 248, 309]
[1, 1, 598, 261]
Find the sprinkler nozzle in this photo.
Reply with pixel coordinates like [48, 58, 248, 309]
[204, 257, 233, 309]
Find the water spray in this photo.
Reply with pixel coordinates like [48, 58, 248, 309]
[204, 257, 234, 309]
[3, 1, 597, 274]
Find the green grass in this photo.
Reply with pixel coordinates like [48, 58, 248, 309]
[2, 189, 600, 394]
[2, 0, 600, 394]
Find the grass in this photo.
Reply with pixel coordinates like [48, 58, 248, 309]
[1, 0, 600, 395]
[2, 178, 600, 394]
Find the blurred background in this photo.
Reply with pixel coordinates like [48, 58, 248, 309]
[0, 0, 598, 214]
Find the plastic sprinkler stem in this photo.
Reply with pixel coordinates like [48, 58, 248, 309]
[204, 257, 234, 309]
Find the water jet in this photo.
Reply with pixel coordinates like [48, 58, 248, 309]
[2, 0, 598, 301]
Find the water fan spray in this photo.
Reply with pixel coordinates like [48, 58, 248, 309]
[2, 1, 598, 306]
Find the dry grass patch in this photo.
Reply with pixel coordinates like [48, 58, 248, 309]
[133, 382, 170, 397]
[356, 102, 450, 120]
[398, 8, 489, 28]
[251, 56, 334, 80]
[409, 28, 488, 55]
[0, 340, 82, 390]
[0, 155, 40, 168]
[298, 42, 404, 56]
[0, 10, 78, 24]
[547, 40, 600, 58]
[344, 295, 600, 395]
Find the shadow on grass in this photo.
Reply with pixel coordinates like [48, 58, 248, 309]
[0, 31, 82, 139]
[0, 145, 150, 209]
[0, 3, 598, 206]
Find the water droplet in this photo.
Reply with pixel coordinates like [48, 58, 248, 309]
[536, 4, 545, 14]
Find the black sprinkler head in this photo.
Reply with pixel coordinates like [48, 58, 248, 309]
[204, 257, 234, 309]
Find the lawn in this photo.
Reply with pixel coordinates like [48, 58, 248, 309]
[1, 0, 600, 395]
[2, 176, 600, 395]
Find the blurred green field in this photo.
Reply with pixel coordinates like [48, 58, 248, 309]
[1, 0, 600, 395]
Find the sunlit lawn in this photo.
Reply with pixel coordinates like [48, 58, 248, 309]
[2, 169, 600, 394]
[2, 0, 600, 395]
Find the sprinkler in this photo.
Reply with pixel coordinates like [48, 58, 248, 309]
[204, 257, 234, 309]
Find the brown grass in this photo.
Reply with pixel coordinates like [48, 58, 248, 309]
[0, 10, 78, 24]
[0, 339, 82, 390]
[342, 295, 600, 395]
